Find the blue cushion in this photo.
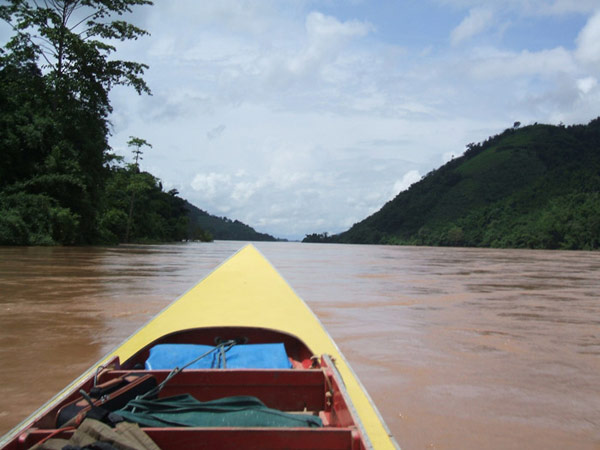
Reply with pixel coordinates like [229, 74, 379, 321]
[145, 343, 292, 370]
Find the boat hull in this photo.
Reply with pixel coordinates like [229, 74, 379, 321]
[0, 244, 398, 449]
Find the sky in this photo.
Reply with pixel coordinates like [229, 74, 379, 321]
[4, 1, 600, 240]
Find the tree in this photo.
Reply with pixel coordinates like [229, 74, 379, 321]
[0, 0, 152, 105]
[0, 46, 52, 189]
[0, 0, 153, 244]
[127, 136, 151, 168]
[124, 136, 152, 242]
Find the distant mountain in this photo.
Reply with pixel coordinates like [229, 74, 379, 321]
[185, 201, 278, 242]
[308, 118, 600, 250]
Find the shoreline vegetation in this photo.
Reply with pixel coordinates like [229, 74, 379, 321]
[0, 1, 275, 246]
[304, 119, 600, 251]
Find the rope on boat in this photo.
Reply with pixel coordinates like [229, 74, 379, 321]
[93, 365, 106, 388]
[137, 339, 238, 402]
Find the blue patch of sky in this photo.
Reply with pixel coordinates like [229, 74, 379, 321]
[0, 22, 12, 45]
[499, 14, 588, 52]
[306, 0, 464, 49]
[304, 1, 589, 54]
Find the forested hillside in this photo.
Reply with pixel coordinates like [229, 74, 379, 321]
[0, 0, 189, 245]
[312, 119, 600, 250]
[185, 202, 277, 242]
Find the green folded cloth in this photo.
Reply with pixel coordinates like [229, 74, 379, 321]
[116, 394, 322, 428]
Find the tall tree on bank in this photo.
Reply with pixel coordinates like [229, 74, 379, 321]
[0, 0, 152, 244]
[0, 0, 152, 103]
[124, 136, 151, 243]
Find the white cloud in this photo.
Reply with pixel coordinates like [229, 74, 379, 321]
[576, 10, 600, 66]
[577, 76, 597, 94]
[469, 47, 576, 79]
[231, 180, 260, 202]
[393, 170, 422, 195]
[191, 173, 232, 200]
[288, 12, 373, 77]
[451, 8, 494, 46]
[306, 11, 372, 40]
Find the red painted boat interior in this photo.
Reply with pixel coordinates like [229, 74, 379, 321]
[119, 327, 317, 370]
[3, 328, 368, 450]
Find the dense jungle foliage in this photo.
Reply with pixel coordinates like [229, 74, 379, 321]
[0, 0, 246, 245]
[0, 0, 185, 245]
[185, 201, 277, 242]
[307, 119, 600, 250]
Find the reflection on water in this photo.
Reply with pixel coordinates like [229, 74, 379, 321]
[1, 242, 599, 449]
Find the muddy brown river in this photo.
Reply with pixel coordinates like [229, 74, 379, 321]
[0, 242, 599, 449]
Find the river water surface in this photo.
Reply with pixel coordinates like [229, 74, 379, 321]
[0, 242, 599, 449]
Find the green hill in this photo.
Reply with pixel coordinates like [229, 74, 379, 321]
[185, 201, 278, 242]
[314, 118, 600, 250]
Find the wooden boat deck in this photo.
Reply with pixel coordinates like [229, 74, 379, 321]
[10, 355, 368, 450]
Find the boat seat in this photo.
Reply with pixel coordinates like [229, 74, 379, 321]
[106, 369, 327, 412]
[16, 366, 367, 450]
